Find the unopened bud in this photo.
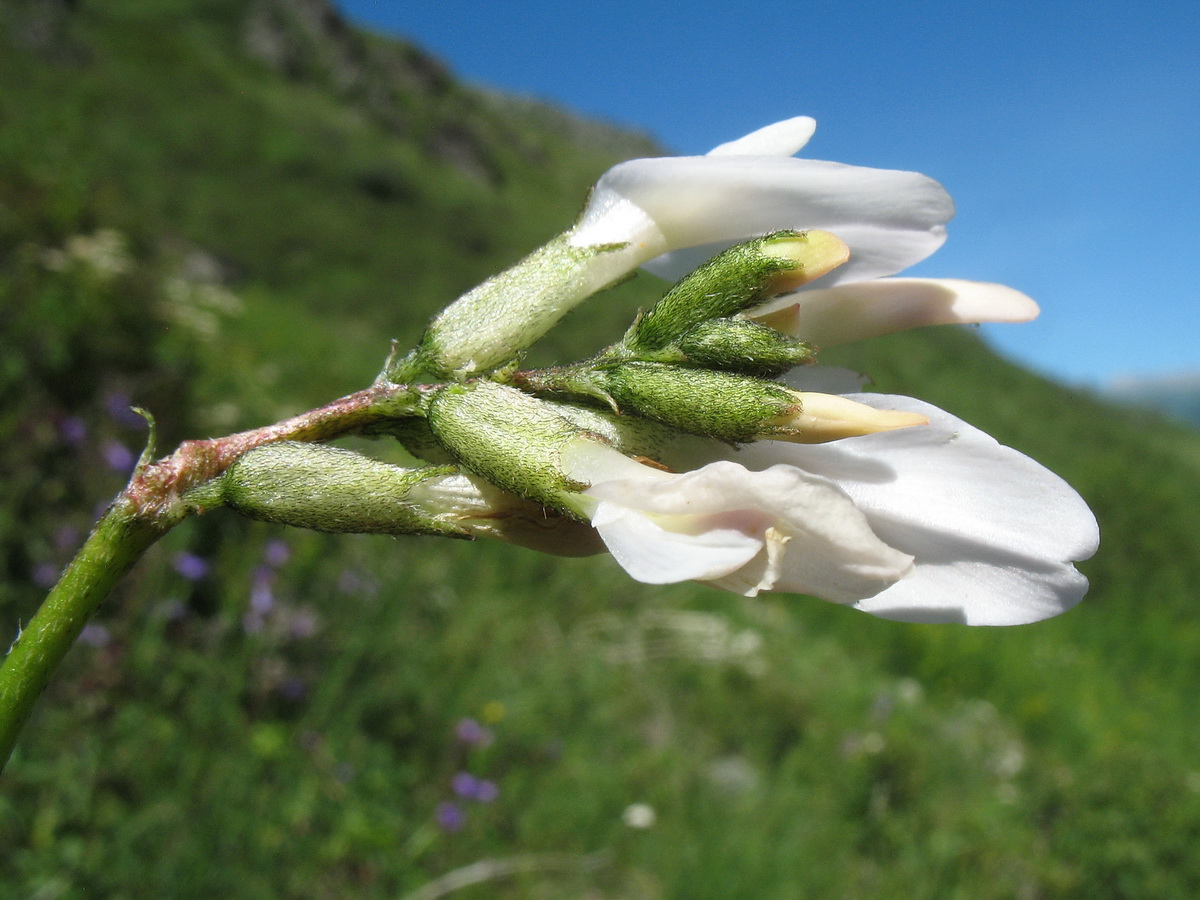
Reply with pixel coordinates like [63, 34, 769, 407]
[672, 318, 814, 377]
[624, 230, 848, 352]
[600, 363, 800, 443]
[590, 364, 928, 446]
[187, 442, 471, 537]
[767, 393, 930, 444]
[757, 230, 850, 295]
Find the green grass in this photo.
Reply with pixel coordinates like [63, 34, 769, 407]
[5, 1, 1200, 897]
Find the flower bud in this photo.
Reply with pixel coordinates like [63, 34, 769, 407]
[670, 317, 814, 377]
[600, 363, 801, 443]
[187, 441, 604, 555]
[623, 230, 847, 352]
[598, 363, 928, 445]
[766, 393, 930, 443]
[188, 442, 471, 537]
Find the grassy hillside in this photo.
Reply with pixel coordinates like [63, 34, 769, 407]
[4, 1, 1200, 898]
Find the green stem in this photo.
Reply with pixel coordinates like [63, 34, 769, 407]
[0, 381, 424, 773]
[0, 499, 166, 771]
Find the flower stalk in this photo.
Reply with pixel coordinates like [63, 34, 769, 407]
[0, 502, 162, 769]
[0, 380, 425, 771]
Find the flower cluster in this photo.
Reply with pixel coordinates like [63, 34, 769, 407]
[201, 117, 1097, 627]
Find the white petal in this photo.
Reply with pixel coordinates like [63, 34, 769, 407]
[706, 117, 817, 157]
[851, 529, 1092, 625]
[591, 499, 765, 584]
[705, 526, 791, 596]
[587, 461, 912, 603]
[566, 190, 668, 257]
[606, 157, 953, 283]
[733, 396, 1098, 625]
[750, 278, 1040, 342]
[560, 436, 673, 485]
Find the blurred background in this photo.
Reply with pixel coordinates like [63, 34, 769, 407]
[2, 0, 1199, 897]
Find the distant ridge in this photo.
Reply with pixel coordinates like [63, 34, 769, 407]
[1106, 370, 1200, 429]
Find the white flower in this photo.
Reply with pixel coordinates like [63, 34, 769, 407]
[621, 802, 657, 829]
[426, 380, 940, 592]
[739, 377, 1099, 625]
[563, 439, 916, 605]
[550, 119, 1097, 626]
[570, 116, 956, 296]
[562, 392, 1097, 626]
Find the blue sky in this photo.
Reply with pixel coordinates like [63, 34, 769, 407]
[337, 0, 1199, 388]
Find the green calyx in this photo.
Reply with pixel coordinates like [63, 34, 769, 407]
[598, 362, 799, 443]
[391, 236, 627, 383]
[620, 230, 840, 353]
[426, 380, 595, 514]
[186, 442, 469, 538]
[656, 317, 814, 377]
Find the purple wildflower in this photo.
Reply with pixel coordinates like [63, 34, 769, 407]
[79, 623, 112, 649]
[102, 440, 135, 473]
[451, 771, 479, 798]
[472, 779, 499, 803]
[435, 801, 466, 833]
[279, 677, 307, 702]
[173, 551, 210, 582]
[455, 717, 493, 747]
[104, 392, 146, 429]
[288, 608, 318, 639]
[250, 571, 275, 615]
[452, 772, 500, 803]
[32, 562, 60, 589]
[263, 539, 290, 568]
[58, 416, 87, 446]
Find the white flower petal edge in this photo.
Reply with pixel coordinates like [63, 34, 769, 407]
[706, 116, 817, 157]
[732, 393, 1100, 626]
[562, 442, 914, 605]
[749, 278, 1040, 345]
